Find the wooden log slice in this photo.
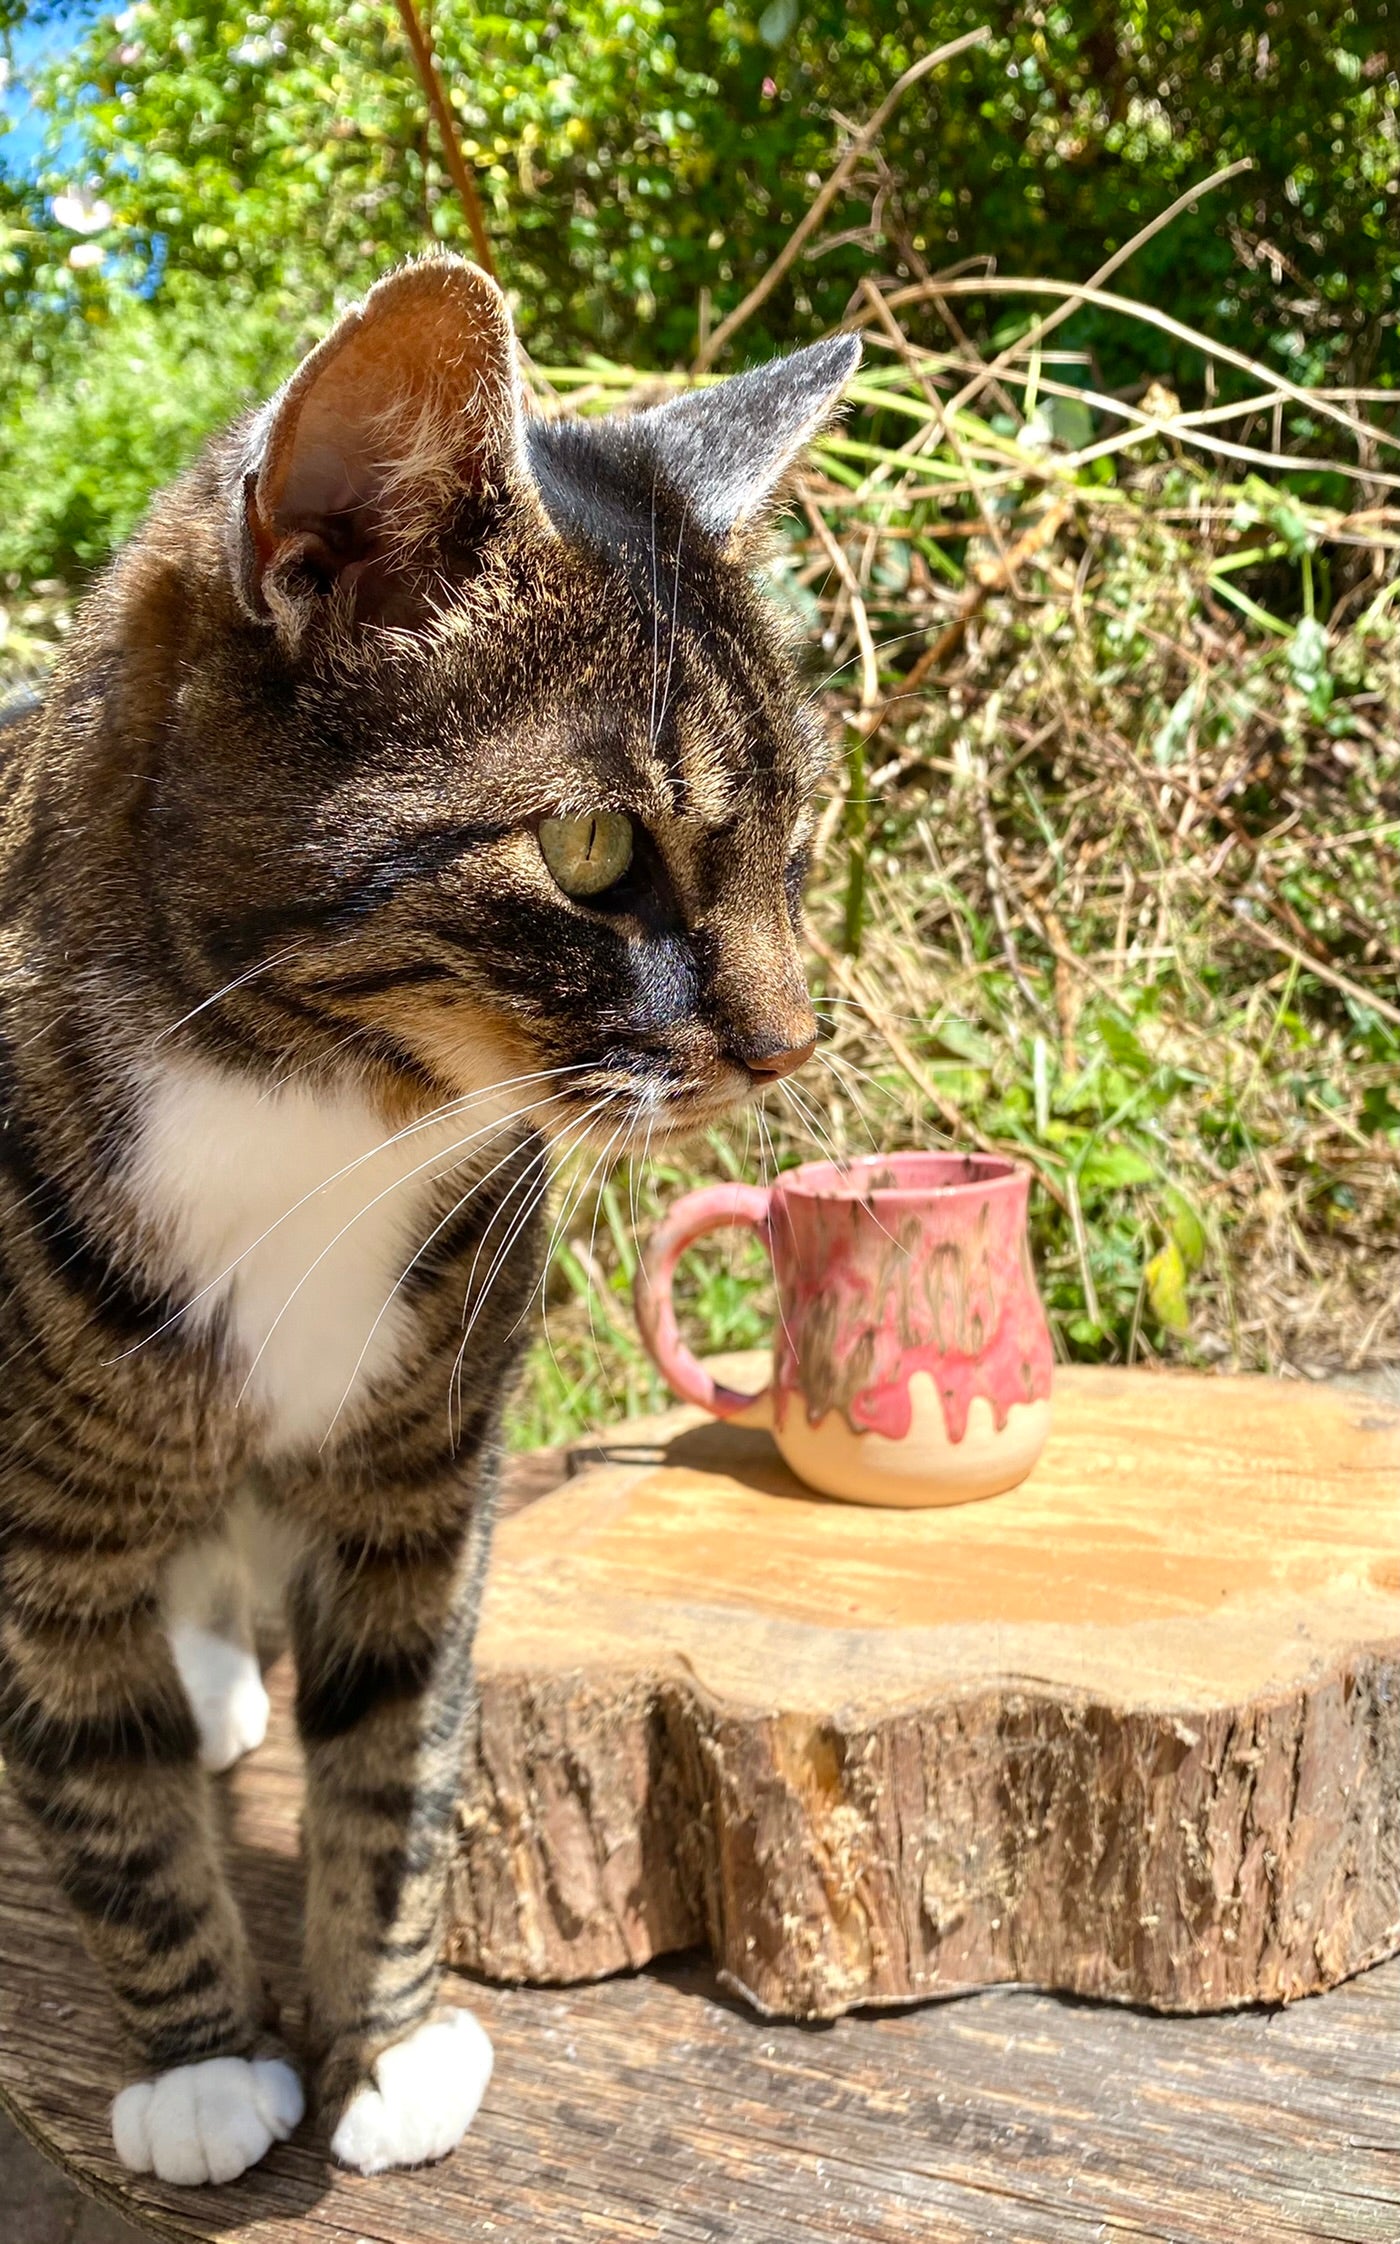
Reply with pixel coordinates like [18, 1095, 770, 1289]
[450, 1362, 1400, 2021]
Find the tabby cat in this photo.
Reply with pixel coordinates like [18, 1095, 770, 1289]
[0, 257, 857, 2185]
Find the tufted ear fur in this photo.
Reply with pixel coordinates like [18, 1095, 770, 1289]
[230, 257, 533, 635]
[632, 334, 862, 545]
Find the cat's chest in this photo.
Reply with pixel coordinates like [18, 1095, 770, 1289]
[129, 1059, 506, 1455]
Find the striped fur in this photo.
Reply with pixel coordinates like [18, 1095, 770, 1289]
[0, 258, 856, 2181]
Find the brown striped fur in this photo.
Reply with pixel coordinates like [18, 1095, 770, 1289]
[0, 258, 857, 2179]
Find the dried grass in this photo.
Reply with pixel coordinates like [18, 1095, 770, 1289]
[519, 254, 1400, 1443]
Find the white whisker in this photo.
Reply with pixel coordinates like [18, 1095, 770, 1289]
[578, 1106, 639, 1418]
[756, 1103, 802, 1368]
[152, 946, 303, 1047]
[232, 1083, 588, 1411]
[448, 1100, 614, 1444]
[774, 1076, 841, 1165]
[315, 1096, 606, 1448]
[813, 995, 932, 1024]
[106, 1063, 591, 1366]
[257, 1020, 379, 1102]
[808, 1050, 882, 1156]
[530, 1128, 612, 1410]
[816, 1041, 906, 1122]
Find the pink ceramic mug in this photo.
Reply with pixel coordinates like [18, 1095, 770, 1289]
[635, 1152, 1054, 1507]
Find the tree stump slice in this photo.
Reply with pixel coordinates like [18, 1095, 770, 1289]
[451, 1361, 1400, 2020]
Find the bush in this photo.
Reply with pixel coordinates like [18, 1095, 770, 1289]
[11, 2, 1400, 380]
[0, 287, 296, 582]
[3, 3, 1396, 589]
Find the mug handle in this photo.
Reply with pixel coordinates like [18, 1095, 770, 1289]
[634, 1183, 775, 1428]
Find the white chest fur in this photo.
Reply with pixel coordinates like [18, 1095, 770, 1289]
[129, 1058, 517, 1455]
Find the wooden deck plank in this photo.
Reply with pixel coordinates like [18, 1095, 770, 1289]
[4, 1424, 1399, 2243]
[4, 1651, 1400, 2244]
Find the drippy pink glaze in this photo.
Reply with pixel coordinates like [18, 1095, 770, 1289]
[636, 1153, 1052, 1448]
[773, 1156, 1051, 1444]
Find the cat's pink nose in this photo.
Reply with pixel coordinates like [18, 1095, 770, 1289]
[745, 1034, 818, 1082]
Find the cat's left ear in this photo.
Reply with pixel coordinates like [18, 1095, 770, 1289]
[635, 333, 862, 546]
[229, 256, 533, 633]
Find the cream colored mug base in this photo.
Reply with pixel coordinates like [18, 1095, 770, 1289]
[736, 1372, 1052, 1508]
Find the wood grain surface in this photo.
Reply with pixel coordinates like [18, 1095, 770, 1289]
[453, 1362, 1400, 2017]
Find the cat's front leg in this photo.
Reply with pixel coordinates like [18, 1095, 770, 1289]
[289, 1468, 499, 2174]
[0, 1518, 302, 2184]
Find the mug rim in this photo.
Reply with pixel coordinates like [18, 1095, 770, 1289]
[773, 1151, 1030, 1204]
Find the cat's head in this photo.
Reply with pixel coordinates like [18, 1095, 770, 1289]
[138, 258, 858, 1148]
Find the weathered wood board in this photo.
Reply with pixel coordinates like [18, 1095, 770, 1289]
[4, 1389, 1400, 2244]
[451, 1361, 1400, 2019]
[7, 1687, 1400, 2244]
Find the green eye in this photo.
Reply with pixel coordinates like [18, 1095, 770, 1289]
[538, 812, 634, 898]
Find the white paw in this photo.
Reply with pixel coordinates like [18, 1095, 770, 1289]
[111, 2056, 303, 2187]
[169, 1624, 270, 1772]
[330, 2010, 494, 2175]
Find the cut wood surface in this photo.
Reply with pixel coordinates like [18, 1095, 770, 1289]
[453, 1361, 1400, 2018]
[6, 1705, 1400, 2244]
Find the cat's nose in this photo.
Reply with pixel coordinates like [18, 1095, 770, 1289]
[742, 1033, 818, 1082]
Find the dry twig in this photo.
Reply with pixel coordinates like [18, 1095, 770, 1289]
[692, 27, 990, 374]
[391, 0, 496, 275]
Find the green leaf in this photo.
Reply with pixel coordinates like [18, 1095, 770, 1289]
[1047, 395, 1095, 451]
[1080, 1144, 1156, 1190]
[758, 0, 797, 46]
[1152, 679, 1201, 768]
[1163, 1187, 1207, 1271]
[1097, 1015, 1152, 1077]
[1361, 1085, 1400, 1136]
[1287, 615, 1330, 693]
[1145, 1239, 1191, 1333]
[933, 1018, 998, 1066]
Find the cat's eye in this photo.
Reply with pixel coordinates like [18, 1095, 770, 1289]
[538, 812, 634, 898]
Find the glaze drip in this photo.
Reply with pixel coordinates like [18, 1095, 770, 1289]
[768, 1161, 1052, 1445]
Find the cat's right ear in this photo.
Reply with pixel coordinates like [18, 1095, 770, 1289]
[228, 257, 534, 637]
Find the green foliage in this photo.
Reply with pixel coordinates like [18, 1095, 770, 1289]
[0, 287, 295, 580]
[14, 0, 730, 360]
[3, 2, 1397, 584]
[7, 1, 1400, 381]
